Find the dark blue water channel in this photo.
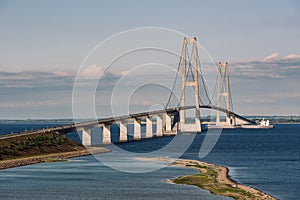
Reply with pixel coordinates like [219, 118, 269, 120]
[0, 122, 299, 199]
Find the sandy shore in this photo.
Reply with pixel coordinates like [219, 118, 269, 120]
[0, 147, 110, 170]
[137, 157, 276, 200]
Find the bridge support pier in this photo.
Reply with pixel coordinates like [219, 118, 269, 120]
[180, 108, 201, 133]
[234, 117, 250, 125]
[145, 117, 153, 138]
[134, 119, 141, 140]
[102, 124, 111, 144]
[165, 113, 172, 132]
[156, 114, 163, 137]
[119, 122, 127, 142]
[82, 129, 92, 146]
[164, 113, 177, 135]
[229, 115, 235, 126]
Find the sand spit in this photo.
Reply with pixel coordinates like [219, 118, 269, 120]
[135, 157, 276, 200]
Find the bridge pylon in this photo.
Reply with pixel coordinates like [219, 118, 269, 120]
[216, 62, 235, 126]
[179, 37, 201, 132]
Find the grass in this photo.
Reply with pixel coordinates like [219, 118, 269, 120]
[173, 164, 257, 200]
[0, 132, 82, 161]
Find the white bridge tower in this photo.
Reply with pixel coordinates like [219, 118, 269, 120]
[180, 37, 201, 132]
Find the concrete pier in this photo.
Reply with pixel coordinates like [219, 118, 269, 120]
[102, 125, 111, 144]
[134, 119, 141, 140]
[145, 117, 153, 138]
[163, 113, 178, 135]
[165, 113, 172, 132]
[82, 129, 92, 146]
[180, 120, 201, 132]
[119, 122, 127, 142]
[156, 114, 163, 137]
[180, 108, 201, 132]
[235, 117, 249, 125]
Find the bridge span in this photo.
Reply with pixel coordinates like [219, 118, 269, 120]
[0, 37, 256, 146]
[0, 105, 254, 144]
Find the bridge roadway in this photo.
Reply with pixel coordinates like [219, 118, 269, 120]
[0, 105, 255, 140]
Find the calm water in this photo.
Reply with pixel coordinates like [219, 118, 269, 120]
[0, 155, 230, 200]
[186, 124, 300, 200]
[0, 120, 71, 135]
[0, 122, 299, 199]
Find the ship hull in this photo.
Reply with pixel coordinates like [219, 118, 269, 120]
[241, 125, 274, 129]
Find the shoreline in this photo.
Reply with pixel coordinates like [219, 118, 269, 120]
[137, 157, 276, 200]
[168, 159, 277, 200]
[0, 147, 110, 170]
[0, 152, 277, 199]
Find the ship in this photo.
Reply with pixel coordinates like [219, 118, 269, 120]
[241, 118, 274, 129]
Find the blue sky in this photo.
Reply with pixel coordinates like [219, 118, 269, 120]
[0, 0, 299, 119]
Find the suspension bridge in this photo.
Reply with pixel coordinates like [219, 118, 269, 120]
[0, 37, 255, 145]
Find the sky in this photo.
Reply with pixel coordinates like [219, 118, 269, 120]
[0, 0, 300, 119]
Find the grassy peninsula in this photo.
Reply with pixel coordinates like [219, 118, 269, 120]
[0, 132, 110, 169]
[0, 132, 81, 161]
[169, 159, 276, 200]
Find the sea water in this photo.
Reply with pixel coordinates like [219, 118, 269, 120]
[0, 154, 229, 200]
[0, 122, 299, 199]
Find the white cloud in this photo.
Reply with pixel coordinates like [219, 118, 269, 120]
[283, 54, 300, 60]
[0, 71, 74, 89]
[263, 52, 278, 62]
[54, 71, 72, 77]
[79, 64, 104, 79]
[232, 53, 300, 79]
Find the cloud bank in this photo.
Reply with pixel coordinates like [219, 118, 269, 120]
[0, 64, 123, 90]
[231, 53, 300, 79]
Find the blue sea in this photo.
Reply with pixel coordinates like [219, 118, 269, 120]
[0, 121, 299, 200]
[0, 120, 72, 135]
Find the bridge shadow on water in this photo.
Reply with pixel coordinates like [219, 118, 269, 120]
[112, 129, 210, 155]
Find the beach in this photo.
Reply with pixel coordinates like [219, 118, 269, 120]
[0, 147, 110, 170]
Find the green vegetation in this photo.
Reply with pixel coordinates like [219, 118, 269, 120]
[173, 164, 257, 200]
[0, 132, 82, 161]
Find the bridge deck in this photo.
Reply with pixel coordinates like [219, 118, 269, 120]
[0, 105, 255, 140]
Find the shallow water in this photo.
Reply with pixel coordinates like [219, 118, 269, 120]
[0, 154, 230, 200]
